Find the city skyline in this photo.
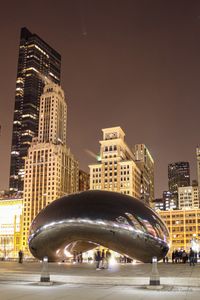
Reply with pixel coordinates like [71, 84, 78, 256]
[1, 1, 200, 197]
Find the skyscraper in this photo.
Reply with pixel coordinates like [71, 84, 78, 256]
[133, 144, 154, 206]
[89, 127, 141, 199]
[196, 147, 200, 186]
[22, 83, 78, 251]
[168, 162, 190, 193]
[10, 27, 61, 192]
[168, 162, 190, 207]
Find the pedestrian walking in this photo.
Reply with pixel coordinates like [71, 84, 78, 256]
[189, 248, 195, 266]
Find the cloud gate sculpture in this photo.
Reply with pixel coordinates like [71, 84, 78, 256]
[29, 190, 169, 262]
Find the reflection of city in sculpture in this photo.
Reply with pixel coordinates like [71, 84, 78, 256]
[29, 191, 169, 262]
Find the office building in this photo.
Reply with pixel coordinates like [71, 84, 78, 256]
[158, 209, 200, 253]
[0, 197, 23, 258]
[22, 83, 78, 251]
[79, 170, 90, 191]
[168, 162, 190, 207]
[89, 127, 141, 199]
[10, 27, 61, 192]
[154, 191, 177, 211]
[153, 198, 165, 211]
[178, 186, 199, 209]
[134, 144, 154, 206]
[168, 162, 190, 193]
[163, 191, 177, 210]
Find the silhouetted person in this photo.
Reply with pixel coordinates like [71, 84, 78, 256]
[182, 250, 188, 264]
[73, 251, 77, 263]
[172, 251, 175, 263]
[18, 250, 23, 263]
[174, 250, 179, 263]
[79, 252, 83, 263]
[189, 248, 195, 266]
[101, 249, 105, 269]
[106, 249, 111, 269]
[95, 249, 102, 270]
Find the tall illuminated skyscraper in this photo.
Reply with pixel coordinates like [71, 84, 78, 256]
[22, 83, 78, 251]
[10, 27, 61, 192]
[133, 144, 154, 206]
[89, 127, 141, 199]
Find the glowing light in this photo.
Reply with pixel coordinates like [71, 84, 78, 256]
[64, 248, 72, 258]
[109, 256, 117, 266]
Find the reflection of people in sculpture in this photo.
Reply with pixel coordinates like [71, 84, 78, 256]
[18, 250, 23, 263]
[106, 249, 111, 268]
[95, 249, 101, 270]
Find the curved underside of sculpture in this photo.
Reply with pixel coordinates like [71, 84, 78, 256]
[29, 190, 169, 262]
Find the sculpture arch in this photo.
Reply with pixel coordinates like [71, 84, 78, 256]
[29, 190, 169, 262]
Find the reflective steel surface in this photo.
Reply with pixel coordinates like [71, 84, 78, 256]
[29, 190, 169, 262]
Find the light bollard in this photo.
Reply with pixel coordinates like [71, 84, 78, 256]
[149, 256, 161, 287]
[39, 256, 52, 285]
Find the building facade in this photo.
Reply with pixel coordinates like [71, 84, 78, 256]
[158, 209, 200, 253]
[168, 162, 190, 193]
[0, 198, 23, 258]
[22, 83, 78, 251]
[154, 191, 177, 211]
[134, 144, 154, 206]
[79, 170, 90, 191]
[168, 162, 190, 207]
[10, 27, 61, 192]
[163, 191, 177, 210]
[153, 198, 165, 211]
[178, 186, 199, 210]
[89, 127, 141, 199]
[196, 148, 200, 206]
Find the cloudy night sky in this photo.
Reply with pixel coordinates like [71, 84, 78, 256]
[0, 0, 200, 197]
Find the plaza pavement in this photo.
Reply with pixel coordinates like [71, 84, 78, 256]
[1, 262, 200, 299]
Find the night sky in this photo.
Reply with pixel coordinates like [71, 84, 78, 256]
[0, 0, 200, 197]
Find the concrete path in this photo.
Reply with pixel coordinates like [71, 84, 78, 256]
[1, 283, 200, 300]
[1, 262, 200, 299]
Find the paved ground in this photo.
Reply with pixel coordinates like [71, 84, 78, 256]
[1, 282, 200, 300]
[1, 262, 200, 299]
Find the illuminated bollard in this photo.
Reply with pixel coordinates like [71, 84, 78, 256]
[40, 256, 52, 284]
[149, 256, 160, 286]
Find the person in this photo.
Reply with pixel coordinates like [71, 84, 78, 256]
[95, 249, 102, 270]
[105, 249, 111, 269]
[79, 252, 83, 263]
[100, 249, 105, 269]
[18, 250, 23, 263]
[174, 250, 179, 263]
[182, 250, 188, 264]
[172, 251, 175, 263]
[73, 251, 77, 263]
[189, 248, 195, 266]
